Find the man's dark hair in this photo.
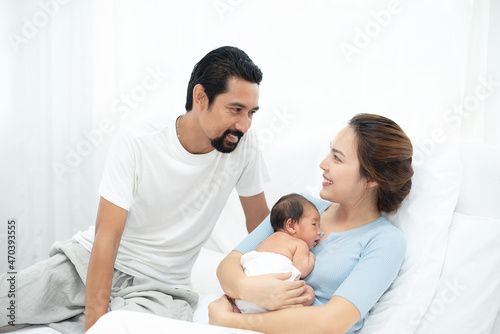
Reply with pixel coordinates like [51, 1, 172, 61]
[270, 193, 316, 232]
[185, 46, 263, 111]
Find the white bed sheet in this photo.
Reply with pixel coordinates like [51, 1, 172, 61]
[87, 310, 263, 334]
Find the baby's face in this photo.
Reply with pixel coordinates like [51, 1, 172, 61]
[296, 206, 321, 250]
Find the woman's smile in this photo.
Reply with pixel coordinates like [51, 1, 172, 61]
[322, 175, 333, 187]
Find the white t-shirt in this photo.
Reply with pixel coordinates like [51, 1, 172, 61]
[74, 114, 269, 289]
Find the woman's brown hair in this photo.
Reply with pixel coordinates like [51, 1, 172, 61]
[349, 113, 414, 213]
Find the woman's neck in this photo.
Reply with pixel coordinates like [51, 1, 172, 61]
[322, 202, 381, 233]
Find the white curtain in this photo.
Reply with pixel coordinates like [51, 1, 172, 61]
[0, 0, 498, 272]
[1, 0, 95, 269]
[461, 0, 500, 145]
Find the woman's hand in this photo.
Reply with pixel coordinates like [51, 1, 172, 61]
[208, 295, 236, 327]
[241, 273, 309, 310]
[217, 251, 310, 311]
[300, 285, 315, 306]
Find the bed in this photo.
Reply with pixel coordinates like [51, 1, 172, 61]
[12, 140, 500, 333]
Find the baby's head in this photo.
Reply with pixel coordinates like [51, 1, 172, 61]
[270, 193, 321, 250]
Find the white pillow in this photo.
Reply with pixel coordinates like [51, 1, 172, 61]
[491, 311, 500, 334]
[360, 146, 462, 334]
[455, 142, 500, 219]
[416, 213, 500, 334]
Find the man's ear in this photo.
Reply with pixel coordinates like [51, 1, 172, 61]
[285, 218, 297, 235]
[193, 84, 206, 111]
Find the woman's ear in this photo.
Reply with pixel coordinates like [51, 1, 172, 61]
[285, 218, 297, 235]
[365, 178, 379, 189]
[193, 84, 206, 111]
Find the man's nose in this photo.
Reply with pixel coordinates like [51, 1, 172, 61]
[235, 113, 251, 133]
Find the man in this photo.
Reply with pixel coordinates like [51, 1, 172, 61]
[0, 46, 270, 333]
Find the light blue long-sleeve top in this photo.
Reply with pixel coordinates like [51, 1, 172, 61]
[234, 193, 406, 333]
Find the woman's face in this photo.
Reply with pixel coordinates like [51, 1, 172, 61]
[319, 126, 370, 205]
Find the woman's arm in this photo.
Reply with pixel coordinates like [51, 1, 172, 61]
[213, 223, 407, 333]
[217, 251, 310, 310]
[209, 294, 360, 334]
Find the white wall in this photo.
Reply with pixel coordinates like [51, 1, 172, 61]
[0, 0, 498, 272]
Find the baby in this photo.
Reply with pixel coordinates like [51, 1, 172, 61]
[235, 193, 321, 313]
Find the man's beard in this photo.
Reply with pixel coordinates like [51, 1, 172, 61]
[210, 129, 244, 153]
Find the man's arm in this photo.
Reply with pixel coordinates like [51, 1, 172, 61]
[239, 192, 270, 233]
[84, 197, 128, 331]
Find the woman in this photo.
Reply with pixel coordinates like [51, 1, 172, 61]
[209, 113, 414, 334]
